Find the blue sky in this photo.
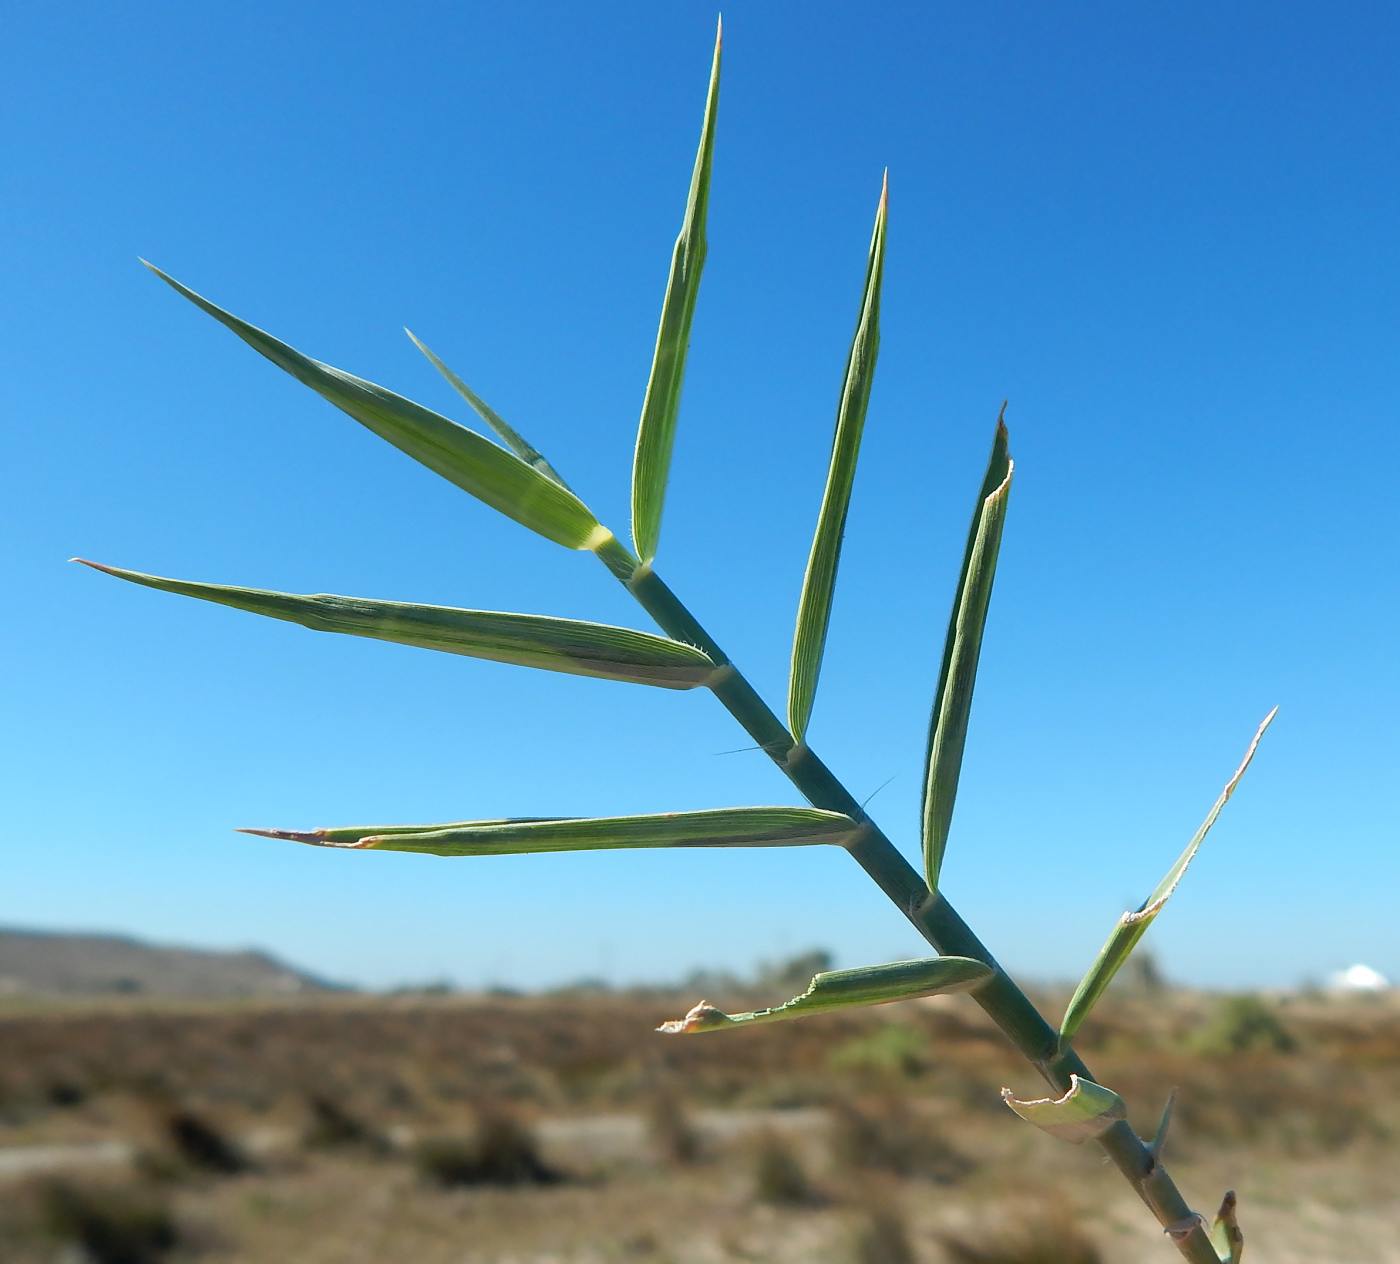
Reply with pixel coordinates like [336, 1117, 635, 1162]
[1, 1, 1396, 991]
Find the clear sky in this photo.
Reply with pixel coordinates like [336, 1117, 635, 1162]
[2, 2, 1396, 991]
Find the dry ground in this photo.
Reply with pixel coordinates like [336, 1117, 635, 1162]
[0, 988, 1396, 1264]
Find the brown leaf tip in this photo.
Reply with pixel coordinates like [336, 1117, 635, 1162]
[236, 826, 356, 848]
[656, 1001, 729, 1034]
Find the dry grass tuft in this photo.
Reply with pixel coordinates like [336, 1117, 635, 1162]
[832, 1097, 974, 1183]
[37, 1177, 178, 1264]
[939, 1201, 1101, 1264]
[414, 1112, 559, 1187]
[751, 1130, 820, 1207]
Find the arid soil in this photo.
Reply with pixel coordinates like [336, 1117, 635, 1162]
[0, 988, 1396, 1264]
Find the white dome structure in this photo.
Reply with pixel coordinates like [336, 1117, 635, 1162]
[1329, 963, 1390, 992]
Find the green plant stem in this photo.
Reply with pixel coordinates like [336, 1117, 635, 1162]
[594, 539, 1220, 1263]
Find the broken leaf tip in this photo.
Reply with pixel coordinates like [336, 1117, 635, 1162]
[1001, 1074, 1126, 1144]
[657, 1001, 731, 1034]
[236, 826, 356, 848]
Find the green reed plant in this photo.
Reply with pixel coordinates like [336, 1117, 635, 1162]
[82, 23, 1272, 1262]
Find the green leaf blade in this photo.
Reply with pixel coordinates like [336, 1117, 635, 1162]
[1057, 708, 1278, 1049]
[658, 954, 992, 1033]
[405, 329, 571, 490]
[921, 416, 1014, 891]
[630, 22, 721, 564]
[787, 178, 888, 744]
[243, 806, 864, 858]
[142, 262, 606, 551]
[77, 560, 720, 690]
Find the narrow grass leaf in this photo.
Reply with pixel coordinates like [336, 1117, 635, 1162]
[657, 955, 991, 1033]
[787, 178, 888, 744]
[1150, 1089, 1177, 1164]
[142, 263, 607, 550]
[405, 329, 571, 489]
[242, 807, 864, 857]
[630, 21, 721, 563]
[1001, 1075, 1126, 1144]
[77, 560, 720, 690]
[243, 820, 559, 845]
[921, 416, 1013, 890]
[1058, 708, 1279, 1049]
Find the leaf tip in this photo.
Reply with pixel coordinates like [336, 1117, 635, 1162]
[237, 826, 324, 844]
[657, 1001, 731, 1034]
[237, 826, 370, 849]
[72, 558, 115, 575]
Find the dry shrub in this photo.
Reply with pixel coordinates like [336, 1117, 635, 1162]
[302, 1091, 388, 1154]
[1098, 1047, 1391, 1155]
[751, 1131, 820, 1207]
[939, 1201, 1100, 1264]
[832, 1098, 974, 1184]
[648, 1092, 701, 1165]
[415, 1111, 560, 1187]
[851, 1203, 916, 1264]
[1193, 995, 1297, 1055]
[163, 1108, 250, 1174]
[36, 1178, 177, 1264]
[829, 1024, 931, 1078]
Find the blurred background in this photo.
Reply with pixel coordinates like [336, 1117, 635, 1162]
[1, 3, 1399, 1258]
[1, 0, 1397, 992]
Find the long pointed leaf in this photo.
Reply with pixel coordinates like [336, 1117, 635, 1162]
[405, 329, 571, 489]
[1149, 1089, 1177, 1164]
[242, 806, 864, 857]
[787, 178, 888, 744]
[921, 416, 1013, 890]
[243, 819, 560, 845]
[142, 262, 608, 551]
[657, 954, 991, 1033]
[1058, 708, 1278, 1048]
[77, 560, 721, 690]
[630, 21, 721, 563]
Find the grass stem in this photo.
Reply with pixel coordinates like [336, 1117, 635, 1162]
[597, 550, 1224, 1264]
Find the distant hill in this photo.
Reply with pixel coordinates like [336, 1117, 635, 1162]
[0, 928, 342, 998]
